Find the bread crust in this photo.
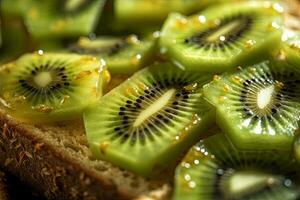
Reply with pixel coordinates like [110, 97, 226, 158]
[0, 171, 8, 200]
[0, 111, 170, 200]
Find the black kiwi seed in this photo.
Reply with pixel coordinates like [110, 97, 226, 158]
[185, 14, 253, 51]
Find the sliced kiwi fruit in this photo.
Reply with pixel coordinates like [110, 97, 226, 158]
[294, 133, 300, 166]
[173, 134, 300, 200]
[0, 53, 110, 123]
[279, 31, 300, 67]
[0, 18, 29, 64]
[84, 62, 215, 177]
[24, 0, 105, 39]
[203, 132, 295, 172]
[0, 18, 2, 48]
[1, 0, 32, 17]
[203, 60, 300, 152]
[159, 1, 283, 72]
[69, 35, 156, 75]
[113, 0, 211, 30]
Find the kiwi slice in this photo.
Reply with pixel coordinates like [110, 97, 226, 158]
[203, 132, 295, 172]
[159, 1, 283, 72]
[173, 134, 300, 200]
[1, 0, 32, 17]
[294, 133, 300, 166]
[203, 60, 300, 152]
[69, 35, 156, 75]
[24, 0, 105, 39]
[0, 19, 2, 48]
[280, 31, 300, 67]
[113, 0, 211, 29]
[0, 52, 110, 123]
[84, 62, 215, 177]
[0, 18, 29, 64]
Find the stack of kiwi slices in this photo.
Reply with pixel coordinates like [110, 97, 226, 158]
[1, 0, 300, 199]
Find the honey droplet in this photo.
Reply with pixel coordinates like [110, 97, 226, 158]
[51, 20, 66, 32]
[60, 95, 70, 105]
[78, 37, 91, 47]
[152, 31, 160, 39]
[126, 34, 140, 45]
[275, 81, 284, 89]
[103, 70, 111, 83]
[184, 83, 198, 92]
[213, 75, 221, 81]
[245, 39, 256, 49]
[14, 96, 26, 103]
[37, 50, 44, 56]
[175, 17, 188, 28]
[131, 54, 142, 66]
[138, 82, 147, 90]
[81, 56, 97, 63]
[32, 104, 53, 113]
[276, 50, 286, 60]
[219, 96, 227, 103]
[75, 70, 92, 80]
[232, 76, 242, 84]
[223, 85, 231, 92]
[99, 142, 110, 154]
[192, 114, 201, 125]
[272, 3, 284, 13]
[198, 15, 206, 24]
[126, 87, 137, 95]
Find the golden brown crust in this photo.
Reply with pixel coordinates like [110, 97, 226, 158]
[0, 110, 170, 200]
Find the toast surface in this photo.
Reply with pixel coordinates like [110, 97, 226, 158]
[0, 171, 8, 200]
[0, 109, 171, 200]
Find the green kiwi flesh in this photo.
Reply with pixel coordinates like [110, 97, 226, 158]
[0, 18, 2, 48]
[294, 132, 300, 166]
[69, 35, 155, 75]
[203, 61, 300, 152]
[173, 133, 300, 200]
[0, 18, 29, 64]
[24, 0, 105, 39]
[159, 1, 283, 72]
[0, 53, 110, 123]
[0, 0, 32, 17]
[84, 62, 215, 177]
[114, 0, 211, 27]
[280, 31, 300, 67]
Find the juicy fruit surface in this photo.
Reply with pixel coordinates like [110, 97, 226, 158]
[1, 0, 300, 198]
[70, 35, 155, 75]
[84, 63, 215, 177]
[281, 32, 300, 67]
[173, 138, 300, 200]
[0, 53, 109, 122]
[24, 0, 105, 38]
[160, 1, 283, 72]
[203, 61, 300, 151]
[114, 0, 211, 25]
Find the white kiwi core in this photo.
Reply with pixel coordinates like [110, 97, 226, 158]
[133, 89, 176, 127]
[33, 71, 53, 88]
[257, 85, 275, 109]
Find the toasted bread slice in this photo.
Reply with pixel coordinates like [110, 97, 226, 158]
[0, 171, 8, 200]
[0, 109, 171, 200]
